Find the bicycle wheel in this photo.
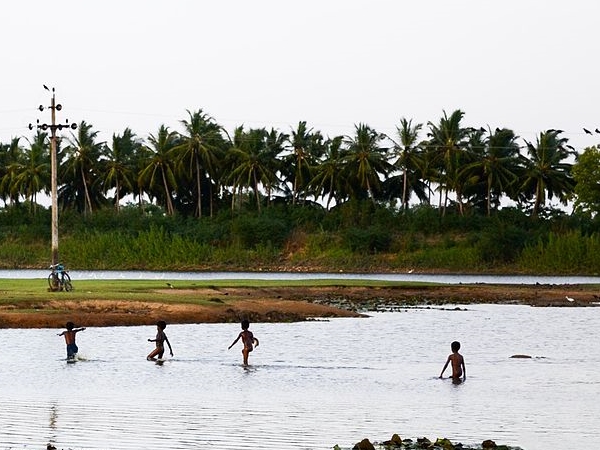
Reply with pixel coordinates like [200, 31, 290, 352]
[63, 272, 73, 292]
[48, 273, 59, 291]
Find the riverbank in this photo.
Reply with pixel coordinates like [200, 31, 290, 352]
[1, 281, 598, 328]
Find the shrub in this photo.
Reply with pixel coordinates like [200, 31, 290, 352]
[476, 224, 529, 264]
[343, 226, 392, 253]
[231, 215, 291, 249]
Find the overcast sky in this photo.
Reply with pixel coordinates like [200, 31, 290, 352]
[2, 1, 600, 153]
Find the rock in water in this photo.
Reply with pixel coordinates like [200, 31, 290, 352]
[435, 437, 455, 450]
[353, 438, 375, 450]
[382, 433, 403, 447]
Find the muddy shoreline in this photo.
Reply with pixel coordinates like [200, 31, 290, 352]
[1, 283, 598, 329]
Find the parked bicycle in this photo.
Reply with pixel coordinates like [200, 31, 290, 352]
[48, 263, 73, 292]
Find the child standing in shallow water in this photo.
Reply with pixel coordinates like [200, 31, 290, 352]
[228, 319, 259, 366]
[439, 341, 466, 382]
[147, 320, 173, 361]
[58, 322, 86, 360]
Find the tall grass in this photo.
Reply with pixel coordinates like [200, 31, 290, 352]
[5, 202, 600, 274]
[0, 237, 48, 268]
[519, 231, 600, 274]
[61, 227, 212, 270]
[400, 246, 481, 272]
[57, 226, 283, 271]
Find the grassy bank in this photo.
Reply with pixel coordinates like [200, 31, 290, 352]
[2, 278, 598, 327]
[1, 278, 417, 303]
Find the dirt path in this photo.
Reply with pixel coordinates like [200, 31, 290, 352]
[1, 283, 598, 328]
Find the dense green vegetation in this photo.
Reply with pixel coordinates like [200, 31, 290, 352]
[3, 108, 600, 274]
[2, 201, 600, 274]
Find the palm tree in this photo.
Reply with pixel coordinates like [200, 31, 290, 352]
[138, 125, 180, 215]
[342, 123, 393, 204]
[9, 133, 50, 212]
[133, 143, 154, 212]
[425, 110, 472, 215]
[520, 130, 575, 217]
[309, 136, 346, 209]
[462, 127, 523, 216]
[102, 128, 140, 212]
[458, 128, 489, 212]
[263, 127, 288, 205]
[174, 109, 226, 218]
[417, 143, 439, 206]
[227, 126, 284, 213]
[389, 118, 424, 210]
[0, 137, 25, 206]
[62, 121, 107, 215]
[283, 121, 324, 205]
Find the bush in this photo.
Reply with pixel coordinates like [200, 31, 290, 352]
[343, 226, 392, 253]
[476, 224, 530, 264]
[406, 205, 442, 234]
[4, 200, 600, 274]
[231, 215, 291, 249]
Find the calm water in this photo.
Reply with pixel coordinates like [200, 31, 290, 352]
[3, 269, 600, 284]
[0, 305, 598, 450]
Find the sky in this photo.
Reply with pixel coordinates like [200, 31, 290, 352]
[2, 0, 600, 154]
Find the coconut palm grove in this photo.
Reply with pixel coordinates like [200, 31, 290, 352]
[2, 108, 600, 274]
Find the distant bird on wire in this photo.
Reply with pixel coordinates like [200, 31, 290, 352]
[583, 128, 593, 135]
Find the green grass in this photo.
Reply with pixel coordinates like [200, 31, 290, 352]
[0, 278, 439, 305]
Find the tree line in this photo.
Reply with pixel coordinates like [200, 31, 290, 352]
[1, 108, 599, 218]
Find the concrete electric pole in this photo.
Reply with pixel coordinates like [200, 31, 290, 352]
[29, 86, 77, 270]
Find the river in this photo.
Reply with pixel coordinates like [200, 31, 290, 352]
[2, 269, 600, 285]
[0, 304, 597, 450]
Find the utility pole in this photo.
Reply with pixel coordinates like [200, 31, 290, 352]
[29, 86, 77, 269]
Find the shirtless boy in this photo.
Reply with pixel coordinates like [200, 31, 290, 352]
[147, 320, 173, 361]
[228, 319, 259, 366]
[439, 341, 466, 382]
[58, 321, 86, 360]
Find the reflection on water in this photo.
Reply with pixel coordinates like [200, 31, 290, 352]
[0, 305, 598, 449]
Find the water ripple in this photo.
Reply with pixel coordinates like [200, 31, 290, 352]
[0, 306, 598, 449]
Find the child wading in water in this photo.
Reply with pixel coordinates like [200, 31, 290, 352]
[58, 322, 86, 360]
[228, 319, 259, 366]
[439, 340, 466, 383]
[147, 320, 173, 361]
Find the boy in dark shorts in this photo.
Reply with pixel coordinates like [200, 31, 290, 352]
[228, 319, 259, 366]
[147, 320, 173, 361]
[58, 322, 86, 360]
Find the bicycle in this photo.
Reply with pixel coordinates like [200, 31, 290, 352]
[48, 263, 73, 292]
